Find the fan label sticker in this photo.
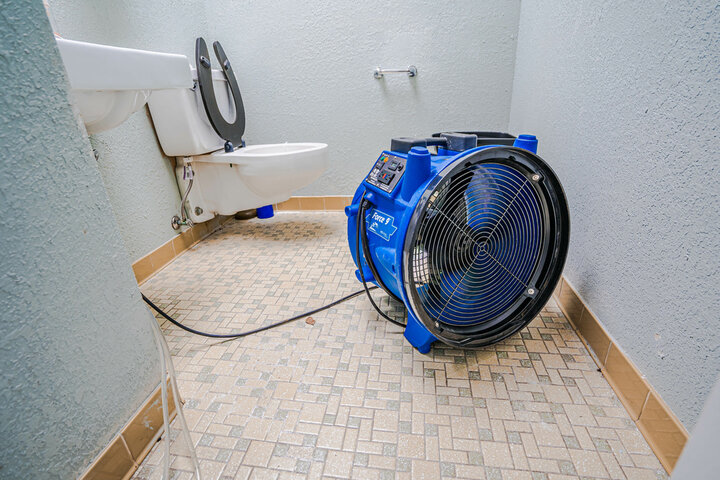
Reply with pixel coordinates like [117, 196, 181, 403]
[368, 210, 397, 241]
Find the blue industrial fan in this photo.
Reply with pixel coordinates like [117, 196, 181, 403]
[346, 132, 569, 353]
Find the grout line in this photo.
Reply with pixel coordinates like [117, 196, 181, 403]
[638, 390, 652, 420]
[557, 299, 606, 371]
[602, 338, 612, 365]
[169, 235, 177, 256]
[79, 379, 177, 480]
[118, 434, 138, 468]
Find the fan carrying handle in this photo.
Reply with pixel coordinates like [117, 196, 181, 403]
[390, 137, 448, 154]
[391, 133, 478, 154]
[195, 37, 246, 148]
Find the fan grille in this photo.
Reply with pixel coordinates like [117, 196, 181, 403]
[407, 152, 548, 340]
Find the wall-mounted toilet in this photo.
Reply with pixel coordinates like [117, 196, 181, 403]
[147, 38, 329, 227]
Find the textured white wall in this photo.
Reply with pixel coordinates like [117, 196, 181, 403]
[0, 1, 160, 477]
[509, 0, 720, 428]
[48, 0, 521, 261]
[87, 110, 184, 262]
[48, 0, 210, 262]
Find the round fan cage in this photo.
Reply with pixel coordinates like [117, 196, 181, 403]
[403, 147, 569, 347]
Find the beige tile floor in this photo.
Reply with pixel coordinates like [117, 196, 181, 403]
[134, 212, 666, 480]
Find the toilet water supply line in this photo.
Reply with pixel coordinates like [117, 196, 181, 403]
[173, 159, 195, 230]
[180, 161, 194, 226]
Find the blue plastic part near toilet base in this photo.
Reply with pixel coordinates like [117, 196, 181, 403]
[404, 311, 437, 354]
[257, 204, 274, 219]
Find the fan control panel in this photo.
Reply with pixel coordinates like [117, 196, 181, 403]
[365, 152, 406, 193]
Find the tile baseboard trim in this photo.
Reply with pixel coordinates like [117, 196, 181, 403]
[132, 197, 352, 284]
[132, 214, 232, 285]
[275, 195, 352, 212]
[79, 381, 177, 480]
[553, 276, 689, 473]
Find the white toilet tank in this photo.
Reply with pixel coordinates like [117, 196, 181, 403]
[148, 67, 234, 156]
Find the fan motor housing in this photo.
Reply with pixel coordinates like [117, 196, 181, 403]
[346, 133, 570, 353]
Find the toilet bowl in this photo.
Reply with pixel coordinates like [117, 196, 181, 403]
[147, 37, 328, 226]
[180, 143, 328, 219]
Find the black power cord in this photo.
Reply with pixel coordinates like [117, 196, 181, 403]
[141, 192, 405, 338]
[359, 198, 402, 304]
[142, 288, 372, 339]
[355, 194, 407, 328]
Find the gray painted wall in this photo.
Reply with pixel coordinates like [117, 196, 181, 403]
[0, 1, 160, 477]
[48, 0, 521, 261]
[87, 110, 184, 263]
[509, 0, 720, 428]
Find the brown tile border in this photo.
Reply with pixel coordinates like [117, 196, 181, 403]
[553, 276, 689, 473]
[133, 197, 352, 284]
[79, 381, 176, 480]
[637, 391, 688, 470]
[132, 214, 232, 285]
[276, 195, 352, 212]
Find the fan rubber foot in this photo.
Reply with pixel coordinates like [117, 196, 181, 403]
[404, 312, 436, 354]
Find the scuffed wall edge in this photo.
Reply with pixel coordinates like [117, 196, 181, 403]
[553, 277, 689, 472]
[78, 380, 177, 480]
